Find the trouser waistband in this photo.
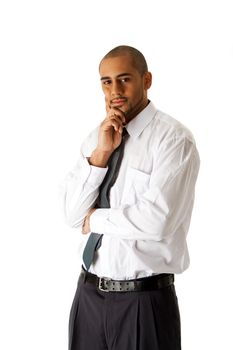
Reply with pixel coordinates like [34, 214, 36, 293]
[79, 266, 174, 292]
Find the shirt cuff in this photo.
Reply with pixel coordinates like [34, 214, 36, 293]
[89, 208, 110, 233]
[84, 158, 108, 187]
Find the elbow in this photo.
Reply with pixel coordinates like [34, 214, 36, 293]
[64, 209, 84, 229]
[65, 216, 83, 229]
[150, 215, 174, 241]
[155, 217, 178, 241]
[63, 196, 85, 228]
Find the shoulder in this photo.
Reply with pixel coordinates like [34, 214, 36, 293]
[152, 109, 200, 170]
[154, 109, 196, 146]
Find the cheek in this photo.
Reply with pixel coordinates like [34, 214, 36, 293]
[131, 84, 142, 96]
[131, 88, 143, 101]
[104, 94, 111, 108]
[103, 89, 110, 100]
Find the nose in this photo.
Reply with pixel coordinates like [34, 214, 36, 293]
[111, 80, 123, 97]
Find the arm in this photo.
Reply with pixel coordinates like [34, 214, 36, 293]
[60, 155, 108, 228]
[89, 135, 200, 241]
[61, 107, 127, 229]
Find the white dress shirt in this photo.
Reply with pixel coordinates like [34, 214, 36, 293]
[61, 102, 200, 280]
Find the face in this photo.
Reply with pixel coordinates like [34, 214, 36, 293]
[99, 55, 152, 122]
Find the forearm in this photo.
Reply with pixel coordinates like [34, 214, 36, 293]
[88, 148, 112, 168]
[89, 200, 173, 241]
[90, 196, 193, 241]
[61, 156, 108, 228]
[90, 148, 200, 240]
[62, 108, 125, 228]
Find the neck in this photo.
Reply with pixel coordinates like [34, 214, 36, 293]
[125, 99, 149, 123]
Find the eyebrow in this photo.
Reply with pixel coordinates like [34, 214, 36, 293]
[100, 73, 132, 81]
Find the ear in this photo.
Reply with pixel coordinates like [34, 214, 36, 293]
[144, 72, 152, 90]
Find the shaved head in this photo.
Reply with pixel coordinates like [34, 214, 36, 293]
[99, 45, 148, 75]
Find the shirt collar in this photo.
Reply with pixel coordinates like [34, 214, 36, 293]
[125, 101, 157, 139]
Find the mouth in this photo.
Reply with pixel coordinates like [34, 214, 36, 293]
[111, 98, 127, 107]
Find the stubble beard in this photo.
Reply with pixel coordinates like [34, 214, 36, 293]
[123, 94, 146, 123]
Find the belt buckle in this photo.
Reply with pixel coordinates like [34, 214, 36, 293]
[98, 277, 111, 292]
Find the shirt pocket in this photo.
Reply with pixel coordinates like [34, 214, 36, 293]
[121, 167, 151, 206]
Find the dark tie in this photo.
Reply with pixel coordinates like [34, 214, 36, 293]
[82, 128, 128, 270]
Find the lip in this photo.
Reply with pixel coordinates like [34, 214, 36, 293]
[111, 98, 127, 106]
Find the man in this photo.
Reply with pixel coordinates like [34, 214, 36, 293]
[61, 45, 200, 350]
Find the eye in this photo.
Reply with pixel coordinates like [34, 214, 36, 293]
[102, 80, 111, 85]
[121, 77, 131, 83]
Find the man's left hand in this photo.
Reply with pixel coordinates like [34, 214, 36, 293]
[82, 208, 96, 234]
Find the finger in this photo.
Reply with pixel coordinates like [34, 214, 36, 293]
[118, 125, 123, 134]
[104, 115, 124, 129]
[101, 117, 124, 133]
[82, 221, 86, 234]
[109, 108, 126, 123]
[110, 120, 122, 132]
[109, 114, 124, 126]
[106, 103, 111, 113]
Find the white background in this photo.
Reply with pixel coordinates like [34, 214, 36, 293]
[0, 0, 232, 349]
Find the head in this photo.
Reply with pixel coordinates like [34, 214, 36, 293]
[99, 45, 152, 122]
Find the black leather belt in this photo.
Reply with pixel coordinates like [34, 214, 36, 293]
[80, 267, 174, 292]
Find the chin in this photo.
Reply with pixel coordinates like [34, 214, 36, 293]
[124, 108, 133, 117]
